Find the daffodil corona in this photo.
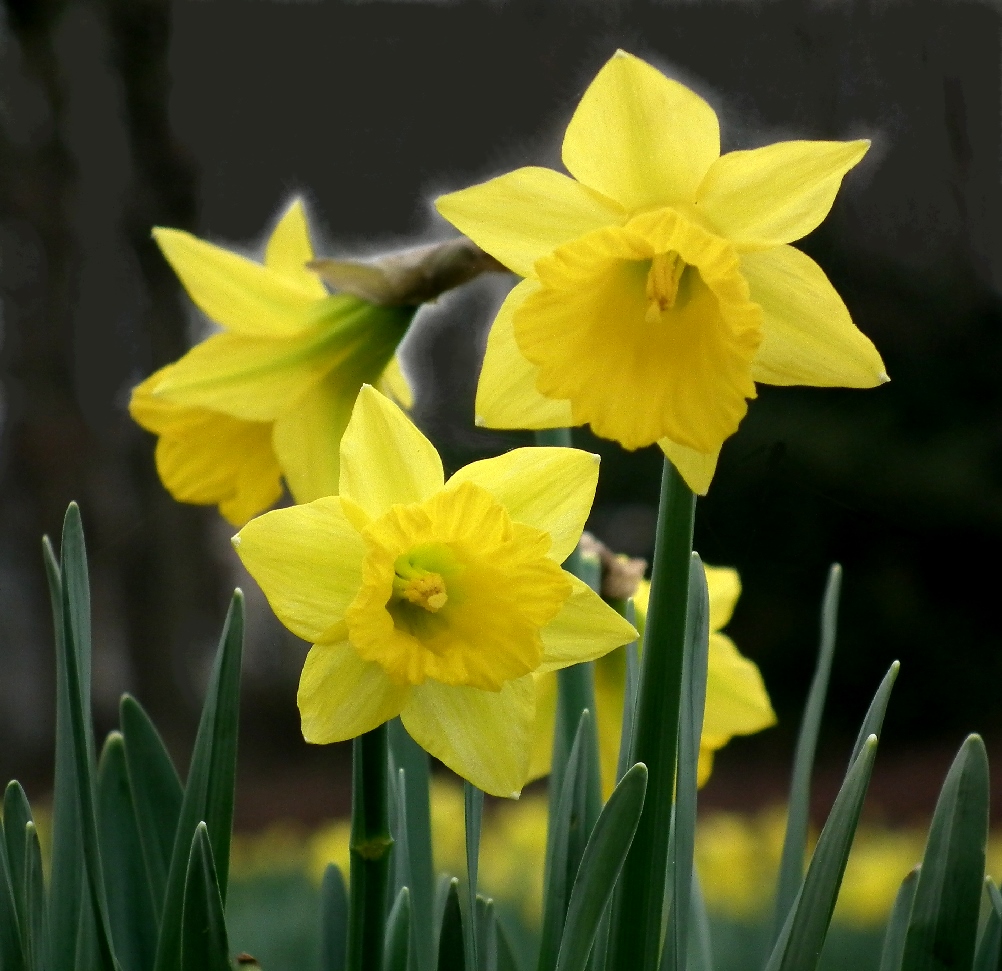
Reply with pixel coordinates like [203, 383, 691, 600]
[233, 386, 637, 797]
[436, 51, 887, 494]
[130, 198, 415, 525]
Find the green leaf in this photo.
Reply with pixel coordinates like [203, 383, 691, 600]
[318, 864, 348, 971]
[848, 661, 900, 767]
[465, 782, 484, 971]
[496, 920, 522, 971]
[4, 781, 33, 938]
[56, 504, 119, 971]
[23, 823, 46, 971]
[438, 879, 466, 971]
[477, 896, 497, 971]
[901, 734, 990, 971]
[389, 765, 412, 904]
[614, 618, 639, 788]
[764, 736, 878, 971]
[384, 888, 412, 971]
[97, 732, 158, 971]
[878, 867, 919, 971]
[539, 710, 592, 971]
[555, 763, 648, 971]
[688, 868, 714, 971]
[773, 564, 842, 942]
[180, 824, 230, 971]
[153, 591, 244, 971]
[120, 694, 183, 918]
[662, 554, 710, 971]
[972, 879, 1002, 971]
[0, 815, 25, 971]
[388, 720, 435, 971]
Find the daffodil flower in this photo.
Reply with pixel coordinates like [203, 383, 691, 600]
[232, 385, 637, 797]
[529, 563, 775, 795]
[436, 51, 887, 494]
[130, 199, 416, 526]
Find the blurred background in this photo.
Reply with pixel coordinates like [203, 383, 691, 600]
[0, 0, 1000, 845]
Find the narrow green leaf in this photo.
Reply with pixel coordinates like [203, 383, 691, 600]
[901, 734, 989, 971]
[614, 624, 639, 787]
[878, 867, 919, 971]
[555, 763, 648, 971]
[153, 591, 243, 971]
[438, 880, 466, 971]
[477, 896, 497, 971]
[180, 824, 230, 971]
[538, 711, 592, 971]
[0, 818, 25, 971]
[388, 720, 435, 971]
[385, 887, 412, 971]
[4, 782, 32, 937]
[496, 920, 521, 971]
[972, 879, 1001, 971]
[773, 564, 842, 942]
[318, 863, 348, 971]
[97, 732, 158, 971]
[23, 823, 46, 971]
[389, 764, 411, 903]
[764, 735, 879, 971]
[848, 661, 900, 767]
[465, 782, 484, 971]
[120, 694, 183, 918]
[688, 871, 714, 971]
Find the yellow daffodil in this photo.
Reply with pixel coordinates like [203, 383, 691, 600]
[529, 563, 775, 796]
[129, 198, 416, 526]
[232, 385, 637, 797]
[436, 50, 887, 494]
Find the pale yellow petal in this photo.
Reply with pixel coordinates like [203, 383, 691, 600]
[376, 354, 414, 409]
[298, 640, 408, 743]
[154, 227, 319, 337]
[272, 373, 356, 504]
[232, 497, 366, 642]
[264, 198, 329, 299]
[402, 676, 535, 798]
[658, 438, 721, 496]
[538, 576, 638, 673]
[562, 51, 719, 212]
[338, 385, 444, 519]
[435, 167, 625, 277]
[446, 447, 599, 563]
[701, 633, 776, 739]
[742, 246, 887, 388]
[696, 140, 869, 246]
[705, 565, 741, 633]
[475, 280, 575, 430]
[697, 746, 715, 787]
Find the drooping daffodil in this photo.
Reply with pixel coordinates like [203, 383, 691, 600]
[130, 198, 415, 526]
[436, 50, 887, 494]
[529, 562, 775, 796]
[232, 385, 637, 797]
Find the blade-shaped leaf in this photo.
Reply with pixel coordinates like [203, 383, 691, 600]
[120, 695, 183, 918]
[477, 896, 497, 971]
[4, 782, 32, 938]
[848, 661, 900, 767]
[23, 823, 46, 971]
[496, 920, 522, 971]
[180, 824, 230, 971]
[153, 591, 243, 971]
[901, 734, 990, 971]
[614, 620, 639, 788]
[773, 564, 841, 942]
[972, 879, 1002, 971]
[0, 818, 25, 971]
[465, 782, 484, 971]
[878, 867, 919, 971]
[688, 871, 714, 971]
[555, 763, 648, 971]
[384, 888, 412, 971]
[439, 879, 466, 971]
[318, 864, 348, 971]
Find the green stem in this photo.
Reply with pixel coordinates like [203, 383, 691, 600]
[347, 725, 393, 971]
[608, 458, 695, 971]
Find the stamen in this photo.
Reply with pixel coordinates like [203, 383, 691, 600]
[393, 562, 449, 612]
[645, 250, 686, 322]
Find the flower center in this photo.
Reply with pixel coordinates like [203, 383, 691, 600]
[644, 250, 689, 322]
[392, 558, 448, 612]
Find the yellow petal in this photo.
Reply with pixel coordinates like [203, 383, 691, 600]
[701, 633, 776, 738]
[562, 51, 720, 212]
[402, 675, 534, 797]
[298, 640, 408, 743]
[272, 374, 353, 505]
[697, 746, 715, 787]
[435, 167, 625, 277]
[742, 246, 887, 387]
[446, 447, 599, 563]
[476, 280, 574, 430]
[154, 227, 320, 337]
[538, 576, 638, 673]
[658, 438, 720, 496]
[264, 198, 329, 300]
[376, 354, 414, 409]
[527, 671, 557, 782]
[594, 650, 628, 799]
[232, 497, 366, 642]
[338, 385, 444, 519]
[696, 140, 869, 246]
[705, 565, 741, 632]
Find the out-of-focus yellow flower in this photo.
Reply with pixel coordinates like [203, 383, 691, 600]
[529, 564, 775, 796]
[130, 198, 415, 526]
[233, 386, 636, 797]
[437, 50, 886, 494]
[835, 828, 924, 926]
[479, 793, 549, 925]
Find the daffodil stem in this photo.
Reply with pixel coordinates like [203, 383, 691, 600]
[347, 724, 393, 971]
[609, 458, 695, 971]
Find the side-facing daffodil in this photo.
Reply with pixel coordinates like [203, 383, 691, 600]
[130, 198, 416, 525]
[436, 50, 887, 494]
[529, 562, 775, 796]
[232, 385, 637, 797]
